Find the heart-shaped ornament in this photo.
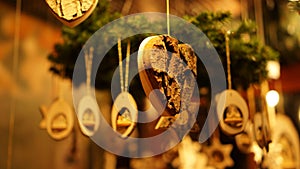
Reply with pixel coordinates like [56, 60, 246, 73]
[45, 0, 98, 27]
[137, 35, 198, 128]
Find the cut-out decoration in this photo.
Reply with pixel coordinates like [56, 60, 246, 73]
[216, 32, 249, 136]
[44, 0, 98, 27]
[203, 138, 234, 169]
[40, 98, 74, 140]
[111, 39, 137, 138]
[216, 89, 249, 136]
[78, 95, 100, 136]
[111, 91, 137, 138]
[77, 47, 100, 136]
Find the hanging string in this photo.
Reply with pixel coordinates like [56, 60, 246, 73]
[124, 40, 130, 92]
[7, 0, 21, 168]
[84, 47, 93, 94]
[118, 38, 124, 92]
[225, 31, 232, 90]
[166, 0, 170, 36]
[118, 38, 131, 92]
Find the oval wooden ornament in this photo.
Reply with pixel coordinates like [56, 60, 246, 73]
[111, 91, 137, 138]
[77, 95, 100, 136]
[45, 0, 98, 27]
[46, 98, 74, 140]
[216, 89, 249, 136]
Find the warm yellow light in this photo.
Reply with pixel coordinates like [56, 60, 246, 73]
[266, 90, 280, 107]
[267, 61, 280, 79]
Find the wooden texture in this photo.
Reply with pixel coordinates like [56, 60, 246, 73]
[45, 0, 98, 27]
[138, 35, 198, 122]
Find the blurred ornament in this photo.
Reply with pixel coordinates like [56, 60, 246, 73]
[39, 97, 74, 140]
[111, 39, 137, 138]
[253, 112, 272, 152]
[288, 0, 300, 14]
[251, 141, 264, 165]
[77, 96, 100, 136]
[45, 0, 98, 27]
[216, 90, 249, 136]
[216, 32, 249, 136]
[111, 92, 137, 138]
[203, 137, 234, 169]
[235, 122, 254, 154]
[77, 47, 100, 136]
[176, 136, 214, 169]
[263, 114, 300, 169]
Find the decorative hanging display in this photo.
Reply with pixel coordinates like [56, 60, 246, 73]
[137, 35, 198, 129]
[44, 0, 98, 27]
[203, 137, 234, 169]
[111, 38, 137, 138]
[263, 114, 300, 169]
[235, 122, 254, 154]
[253, 111, 272, 151]
[216, 31, 249, 136]
[77, 47, 100, 136]
[39, 78, 74, 140]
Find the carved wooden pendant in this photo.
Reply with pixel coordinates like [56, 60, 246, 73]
[77, 95, 100, 136]
[216, 89, 249, 136]
[111, 91, 137, 138]
[203, 138, 234, 169]
[40, 97, 74, 140]
[45, 0, 98, 27]
[137, 35, 198, 129]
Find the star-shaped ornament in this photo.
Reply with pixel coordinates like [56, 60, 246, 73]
[39, 98, 74, 140]
[203, 138, 234, 169]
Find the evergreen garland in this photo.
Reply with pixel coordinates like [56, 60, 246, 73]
[48, 2, 279, 90]
[186, 12, 279, 89]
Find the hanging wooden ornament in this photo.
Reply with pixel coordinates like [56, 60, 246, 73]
[235, 121, 254, 154]
[216, 89, 249, 136]
[111, 91, 137, 138]
[77, 47, 100, 136]
[263, 114, 300, 169]
[203, 137, 234, 169]
[39, 78, 74, 140]
[111, 38, 137, 138]
[137, 35, 198, 129]
[253, 111, 272, 151]
[216, 31, 249, 136]
[44, 0, 98, 27]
